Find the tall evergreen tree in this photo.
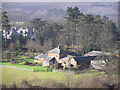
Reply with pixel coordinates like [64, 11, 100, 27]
[2, 11, 10, 47]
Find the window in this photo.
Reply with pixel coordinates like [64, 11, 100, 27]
[68, 63, 71, 67]
[71, 59, 74, 63]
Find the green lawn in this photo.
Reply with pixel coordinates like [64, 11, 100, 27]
[18, 59, 35, 64]
[1, 55, 48, 72]
[1, 67, 105, 87]
[0, 62, 48, 72]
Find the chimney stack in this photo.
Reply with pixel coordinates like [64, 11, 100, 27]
[58, 45, 61, 49]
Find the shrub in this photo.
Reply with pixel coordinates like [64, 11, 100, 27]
[19, 52, 24, 55]
[24, 61, 30, 65]
[63, 67, 68, 70]
[9, 61, 18, 64]
[54, 63, 62, 69]
[27, 53, 35, 59]
[10, 83, 17, 88]
[2, 50, 12, 61]
[20, 79, 32, 88]
[40, 79, 67, 88]
[70, 76, 105, 88]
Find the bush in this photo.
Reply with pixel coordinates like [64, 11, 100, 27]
[40, 79, 67, 88]
[63, 67, 68, 70]
[24, 61, 30, 65]
[20, 79, 32, 88]
[19, 52, 24, 55]
[54, 63, 62, 69]
[2, 50, 12, 61]
[27, 53, 35, 59]
[9, 61, 18, 64]
[10, 83, 17, 88]
[69, 76, 105, 88]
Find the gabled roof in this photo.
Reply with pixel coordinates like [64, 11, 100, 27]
[48, 47, 66, 55]
[73, 56, 91, 63]
[48, 48, 60, 54]
[38, 53, 48, 58]
[59, 56, 72, 62]
[68, 52, 80, 56]
[71, 56, 96, 65]
[44, 56, 55, 61]
[35, 53, 55, 61]
[84, 51, 110, 56]
[59, 55, 96, 63]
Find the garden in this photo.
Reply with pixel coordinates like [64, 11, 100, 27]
[1, 51, 50, 72]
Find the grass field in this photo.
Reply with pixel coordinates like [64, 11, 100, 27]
[1, 67, 105, 87]
[0, 63, 48, 72]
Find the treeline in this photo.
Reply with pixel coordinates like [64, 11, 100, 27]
[2, 7, 119, 55]
[62, 7, 119, 55]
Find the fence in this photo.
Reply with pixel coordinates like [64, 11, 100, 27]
[0, 64, 33, 72]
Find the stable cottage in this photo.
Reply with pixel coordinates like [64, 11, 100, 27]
[35, 46, 67, 67]
[35, 46, 92, 68]
[35, 46, 111, 69]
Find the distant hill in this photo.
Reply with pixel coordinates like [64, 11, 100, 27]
[2, 2, 118, 24]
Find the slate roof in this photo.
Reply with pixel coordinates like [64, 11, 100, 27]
[68, 52, 80, 56]
[59, 56, 72, 62]
[48, 47, 66, 54]
[84, 51, 110, 56]
[44, 56, 55, 61]
[35, 53, 55, 61]
[38, 53, 48, 58]
[73, 57, 90, 63]
[73, 56, 96, 64]
[59, 55, 96, 63]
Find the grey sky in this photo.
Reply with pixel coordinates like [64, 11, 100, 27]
[2, 2, 118, 24]
[2, 0, 119, 2]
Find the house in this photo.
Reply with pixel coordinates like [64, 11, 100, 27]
[35, 53, 57, 67]
[59, 55, 94, 68]
[35, 46, 67, 67]
[91, 59, 106, 69]
[35, 47, 95, 68]
[47, 46, 67, 62]
[2, 26, 35, 39]
[16, 27, 34, 37]
[84, 51, 111, 69]
[35, 47, 111, 69]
